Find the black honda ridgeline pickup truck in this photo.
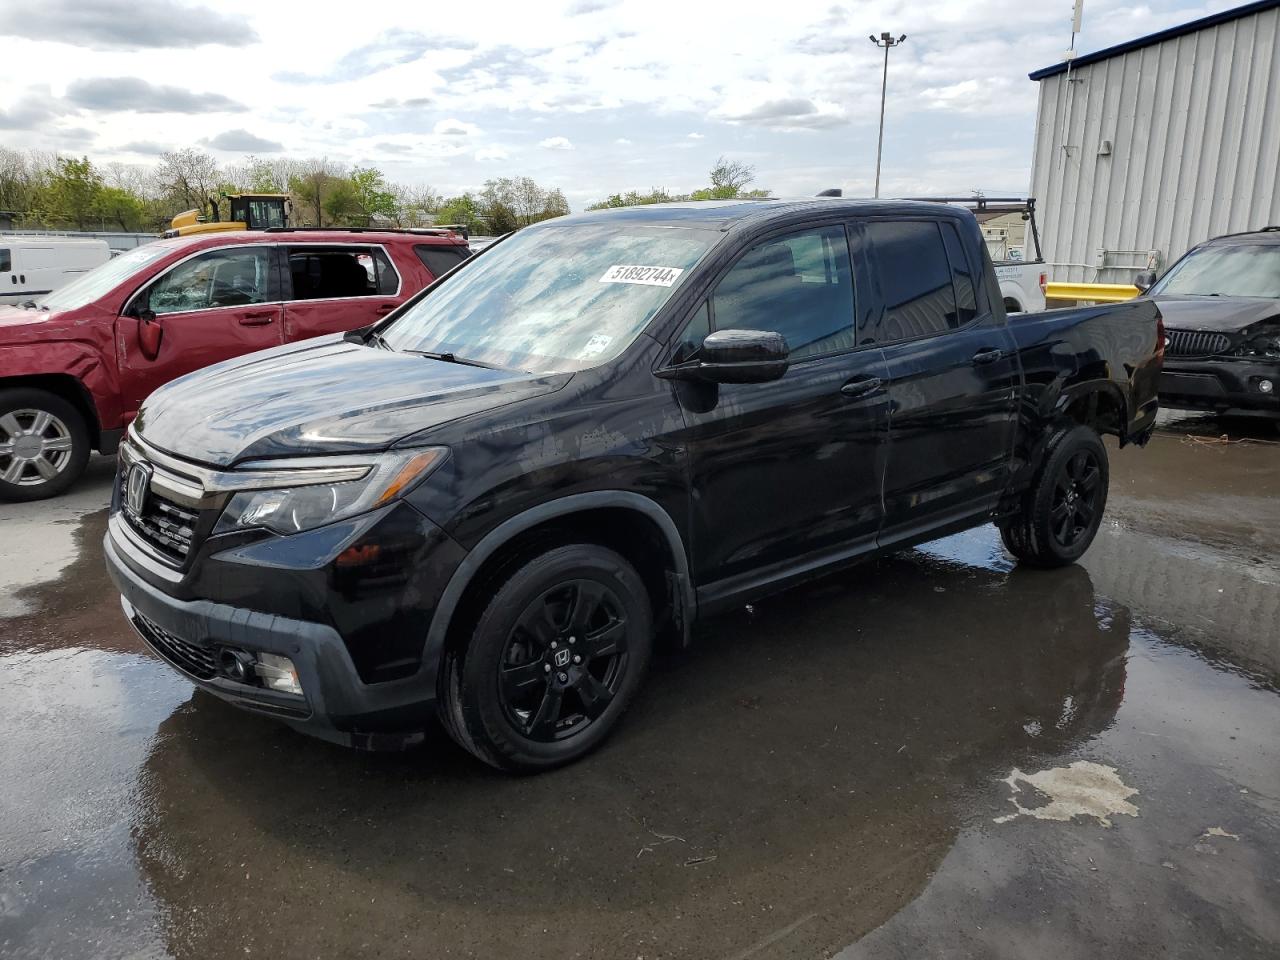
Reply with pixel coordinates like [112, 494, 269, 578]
[105, 199, 1163, 772]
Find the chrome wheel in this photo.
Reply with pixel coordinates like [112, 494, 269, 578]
[0, 408, 75, 486]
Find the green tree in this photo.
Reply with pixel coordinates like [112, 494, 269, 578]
[288, 157, 346, 227]
[33, 156, 104, 229]
[321, 179, 360, 224]
[155, 148, 220, 215]
[92, 186, 145, 231]
[436, 194, 484, 234]
[348, 166, 397, 226]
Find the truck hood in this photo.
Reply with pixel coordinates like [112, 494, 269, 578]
[0, 305, 80, 341]
[134, 336, 569, 467]
[1150, 295, 1279, 332]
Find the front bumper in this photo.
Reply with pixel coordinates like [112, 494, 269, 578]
[105, 514, 459, 750]
[1159, 357, 1280, 416]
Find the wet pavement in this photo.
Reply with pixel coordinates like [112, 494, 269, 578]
[1, 414, 1278, 960]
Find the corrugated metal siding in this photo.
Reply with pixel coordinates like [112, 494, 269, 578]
[1029, 4, 1280, 283]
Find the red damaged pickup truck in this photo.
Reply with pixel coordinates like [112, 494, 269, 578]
[0, 228, 470, 500]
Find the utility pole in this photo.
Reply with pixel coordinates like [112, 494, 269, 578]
[870, 31, 906, 199]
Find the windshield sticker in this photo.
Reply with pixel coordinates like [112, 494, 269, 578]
[579, 333, 614, 358]
[599, 265, 684, 287]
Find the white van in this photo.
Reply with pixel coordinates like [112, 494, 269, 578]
[0, 237, 112, 306]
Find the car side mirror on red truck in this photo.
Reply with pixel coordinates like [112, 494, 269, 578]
[136, 309, 163, 360]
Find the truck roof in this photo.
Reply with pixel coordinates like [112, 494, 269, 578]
[555, 197, 977, 231]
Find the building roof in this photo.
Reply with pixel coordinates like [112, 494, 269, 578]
[1029, 0, 1279, 80]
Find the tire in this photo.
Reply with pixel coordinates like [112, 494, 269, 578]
[440, 543, 653, 773]
[999, 423, 1109, 568]
[0, 388, 91, 502]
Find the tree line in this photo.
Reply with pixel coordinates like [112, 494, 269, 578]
[0, 148, 570, 235]
[0, 148, 770, 236]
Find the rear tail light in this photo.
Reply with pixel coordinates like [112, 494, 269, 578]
[1039, 272, 1047, 293]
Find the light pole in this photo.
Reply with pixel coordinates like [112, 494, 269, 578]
[869, 31, 906, 199]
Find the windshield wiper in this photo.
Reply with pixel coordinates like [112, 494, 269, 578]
[403, 349, 503, 369]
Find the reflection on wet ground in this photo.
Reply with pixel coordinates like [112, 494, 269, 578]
[1, 411, 1278, 959]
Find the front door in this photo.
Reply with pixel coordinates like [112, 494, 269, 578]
[861, 218, 1019, 544]
[118, 245, 284, 414]
[672, 223, 890, 603]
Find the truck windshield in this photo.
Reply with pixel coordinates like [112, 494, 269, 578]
[39, 243, 173, 312]
[1151, 242, 1280, 299]
[382, 222, 717, 372]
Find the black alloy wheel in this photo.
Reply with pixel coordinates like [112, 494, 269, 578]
[498, 580, 630, 742]
[1049, 448, 1103, 549]
[999, 422, 1109, 568]
[440, 543, 652, 772]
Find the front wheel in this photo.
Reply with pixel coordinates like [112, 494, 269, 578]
[0, 388, 91, 502]
[440, 543, 653, 772]
[999, 423, 1109, 568]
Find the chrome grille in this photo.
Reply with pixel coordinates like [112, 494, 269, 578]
[1165, 329, 1231, 358]
[132, 611, 217, 680]
[118, 465, 201, 563]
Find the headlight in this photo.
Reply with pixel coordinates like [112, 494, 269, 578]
[1230, 322, 1280, 359]
[213, 447, 447, 536]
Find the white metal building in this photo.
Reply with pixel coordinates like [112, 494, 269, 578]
[1028, 0, 1280, 283]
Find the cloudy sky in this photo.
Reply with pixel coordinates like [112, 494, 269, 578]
[0, 0, 1244, 209]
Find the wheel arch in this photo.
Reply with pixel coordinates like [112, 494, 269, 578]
[0, 373, 104, 448]
[423, 492, 694, 688]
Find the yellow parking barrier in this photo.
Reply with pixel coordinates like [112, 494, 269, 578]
[1044, 282, 1140, 304]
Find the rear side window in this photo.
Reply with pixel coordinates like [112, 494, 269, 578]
[711, 225, 855, 361]
[287, 247, 398, 300]
[941, 222, 980, 325]
[865, 220, 957, 342]
[0, 249, 10, 272]
[414, 244, 469, 280]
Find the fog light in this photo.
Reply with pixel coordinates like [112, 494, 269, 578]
[219, 648, 255, 683]
[1259, 379, 1274, 394]
[255, 653, 303, 695]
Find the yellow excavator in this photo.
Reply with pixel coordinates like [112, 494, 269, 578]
[163, 193, 291, 238]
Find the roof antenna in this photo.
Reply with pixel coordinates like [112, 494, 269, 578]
[816, 188, 843, 197]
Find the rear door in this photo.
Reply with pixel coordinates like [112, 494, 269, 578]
[863, 218, 1019, 544]
[117, 245, 285, 413]
[282, 244, 403, 341]
[672, 222, 890, 599]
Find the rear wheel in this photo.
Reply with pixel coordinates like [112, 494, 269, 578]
[999, 423, 1108, 568]
[440, 543, 653, 772]
[0, 388, 91, 502]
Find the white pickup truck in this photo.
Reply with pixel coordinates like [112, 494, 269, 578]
[906, 197, 1047, 314]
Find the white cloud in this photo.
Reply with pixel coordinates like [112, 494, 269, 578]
[538, 135, 574, 150]
[686, 132, 704, 139]
[433, 117, 480, 136]
[475, 146, 509, 161]
[615, 137, 632, 145]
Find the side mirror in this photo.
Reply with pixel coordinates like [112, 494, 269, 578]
[136, 310, 163, 360]
[1133, 270, 1156, 293]
[659, 329, 790, 385]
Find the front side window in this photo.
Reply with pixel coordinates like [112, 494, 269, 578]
[287, 247, 397, 300]
[247, 200, 286, 230]
[145, 248, 273, 315]
[384, 222, 716, 373]
[865, 220, 958, 342]
[1150, 242, 1280, 298]
[711, 226, 855, 361]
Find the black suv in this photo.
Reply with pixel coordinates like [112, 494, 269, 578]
[1136, 226, 1280, 427]
[105, 199, 1162, 771]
